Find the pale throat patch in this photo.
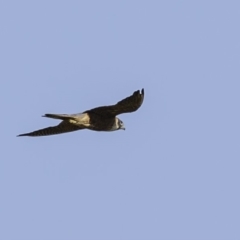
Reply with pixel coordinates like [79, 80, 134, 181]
[110, 117, 120, 131]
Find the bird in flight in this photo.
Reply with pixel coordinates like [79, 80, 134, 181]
[17, 88, 144, 137]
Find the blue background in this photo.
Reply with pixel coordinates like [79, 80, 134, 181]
[1, 1, 239, 239]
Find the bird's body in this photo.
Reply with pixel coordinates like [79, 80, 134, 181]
[18, 89, 144, 137]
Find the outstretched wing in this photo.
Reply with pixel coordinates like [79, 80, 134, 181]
[85, 88, 144, 117]
[17, 121, 84, 137]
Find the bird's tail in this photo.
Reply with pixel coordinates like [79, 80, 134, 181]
[43, 113, 76, 121]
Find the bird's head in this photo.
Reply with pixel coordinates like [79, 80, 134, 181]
[116, 118, 125, 130]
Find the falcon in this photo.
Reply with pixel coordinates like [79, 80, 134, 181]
[17, 88, 144, 137]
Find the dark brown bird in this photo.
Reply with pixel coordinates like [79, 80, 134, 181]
[17, 89, 144, 137]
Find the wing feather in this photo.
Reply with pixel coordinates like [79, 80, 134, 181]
[85, 89, 144, 117]
[17, 121, 83, 137]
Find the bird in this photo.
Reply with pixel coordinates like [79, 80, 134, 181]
[17, 88, 144, 137]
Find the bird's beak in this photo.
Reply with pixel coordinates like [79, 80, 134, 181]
[121, 124, 125, 130]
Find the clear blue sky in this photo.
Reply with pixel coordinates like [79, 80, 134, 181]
[1, 1, 239, 240]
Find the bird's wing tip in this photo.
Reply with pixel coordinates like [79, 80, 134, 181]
[17, 133, 28, 137]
